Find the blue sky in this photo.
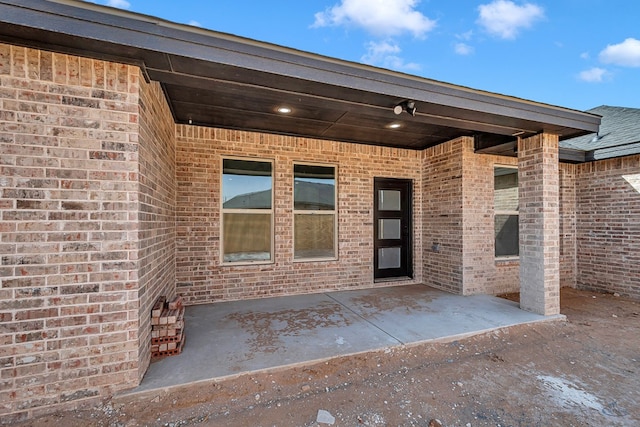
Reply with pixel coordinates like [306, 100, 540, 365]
[92, 0, 639, 111]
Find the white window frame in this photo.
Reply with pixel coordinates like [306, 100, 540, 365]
[494, 165, 519, 260]
[293, 162, 338, 262]
[221, 157, 274, 265]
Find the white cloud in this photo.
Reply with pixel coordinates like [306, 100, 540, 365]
[313, 0, 436, 38]
[599, 38, 640, 67]
[580, 52, 590, 60]
[578, 67, 608, 83]
[454, 42, 474, 55]
[477, 0, 544, 39]
[457, 30, 474, 41]
[187, 20, 202, 27]
[360, 41, 421, 71]
[106, 0, 131, 9]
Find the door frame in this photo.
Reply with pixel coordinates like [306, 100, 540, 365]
[373, 178, 413, 280]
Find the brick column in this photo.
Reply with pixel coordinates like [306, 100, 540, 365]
[518, 133, 560, 315]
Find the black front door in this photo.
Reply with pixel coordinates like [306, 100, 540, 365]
[373, 178, 413, 280]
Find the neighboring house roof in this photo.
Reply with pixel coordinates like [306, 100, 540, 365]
[293, 181, 335, 210]
[223, 190, 271, 210]
[0, 0, 600, 155]
[560, 106, 640, 161]
[224, 181, 334, 210]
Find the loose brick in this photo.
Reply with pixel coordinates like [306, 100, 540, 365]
[151, 295, 166, 318]
[167, 295, 183, 310]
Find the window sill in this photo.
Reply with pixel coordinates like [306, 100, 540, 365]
[222, 260, 274, 267]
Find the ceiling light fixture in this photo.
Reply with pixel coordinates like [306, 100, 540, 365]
[393, 100, 417, 116]
[388, 123, 402, 129]
[277, 106, 292, 114]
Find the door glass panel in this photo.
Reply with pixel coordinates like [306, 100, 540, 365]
[378, 247, 401, 269]
[379, 219, 401, 240]
[379, 190, 400, 211]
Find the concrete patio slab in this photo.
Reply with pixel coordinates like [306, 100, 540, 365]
[133, 285, 562, 394]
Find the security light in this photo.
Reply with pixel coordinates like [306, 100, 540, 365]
[393, 101, 416, 116]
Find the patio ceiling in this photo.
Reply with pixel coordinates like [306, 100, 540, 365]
[0, 0, 601, 156]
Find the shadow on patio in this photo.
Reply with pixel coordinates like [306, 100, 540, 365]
[131, 284, 562, 394]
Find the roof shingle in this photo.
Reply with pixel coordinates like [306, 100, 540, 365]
[561, 106, 640, 161]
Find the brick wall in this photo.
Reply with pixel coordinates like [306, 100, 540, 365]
[422, 137, 520, 295]
[422, 138, 464, 293]
[559, 163, 577, 288]
[0, 44, 141, 421]
[175, 126, 423, 304]
[136, 79, 176, 380]
[462, 139, 519, 296]
[575, 155, 640, 298]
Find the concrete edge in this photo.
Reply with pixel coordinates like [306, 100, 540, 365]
[402, 313, 567, 348]
[113, 314, 566, 404]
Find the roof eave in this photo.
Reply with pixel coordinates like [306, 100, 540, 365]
[0, 0, 601, 137]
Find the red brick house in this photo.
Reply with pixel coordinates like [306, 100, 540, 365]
[1, 0, 638, 421]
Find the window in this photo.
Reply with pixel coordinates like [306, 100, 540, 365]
[222, 158, 273, 263]
[293, 164, 337, 260]
[494, 166, 519, 258]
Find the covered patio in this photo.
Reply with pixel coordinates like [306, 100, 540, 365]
[133, 285, 561, 394]
[0, 1, 609, 421]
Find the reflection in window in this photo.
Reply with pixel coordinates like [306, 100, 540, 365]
[222, 159, 273, 263]
[294, 164, 337, 260]
[223, 159, 272, 208]
[494, 167, 519, 257]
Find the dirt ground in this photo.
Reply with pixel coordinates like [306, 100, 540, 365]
[15, 288, 640, 427]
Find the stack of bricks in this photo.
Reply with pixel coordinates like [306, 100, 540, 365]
[151, 295, 186, 358]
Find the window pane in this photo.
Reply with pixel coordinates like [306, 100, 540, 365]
[223, 159, 272, 209]
[378, 247, 401, 269]
[379, 219, 401, 239]
[294, 214, 335, 259]
[494, 167, 518, 212]
[495, 214, 519, 257]
[223, 213, 271, 262]
[379, 190, 401, 211]
[294, 164, 335, 210]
